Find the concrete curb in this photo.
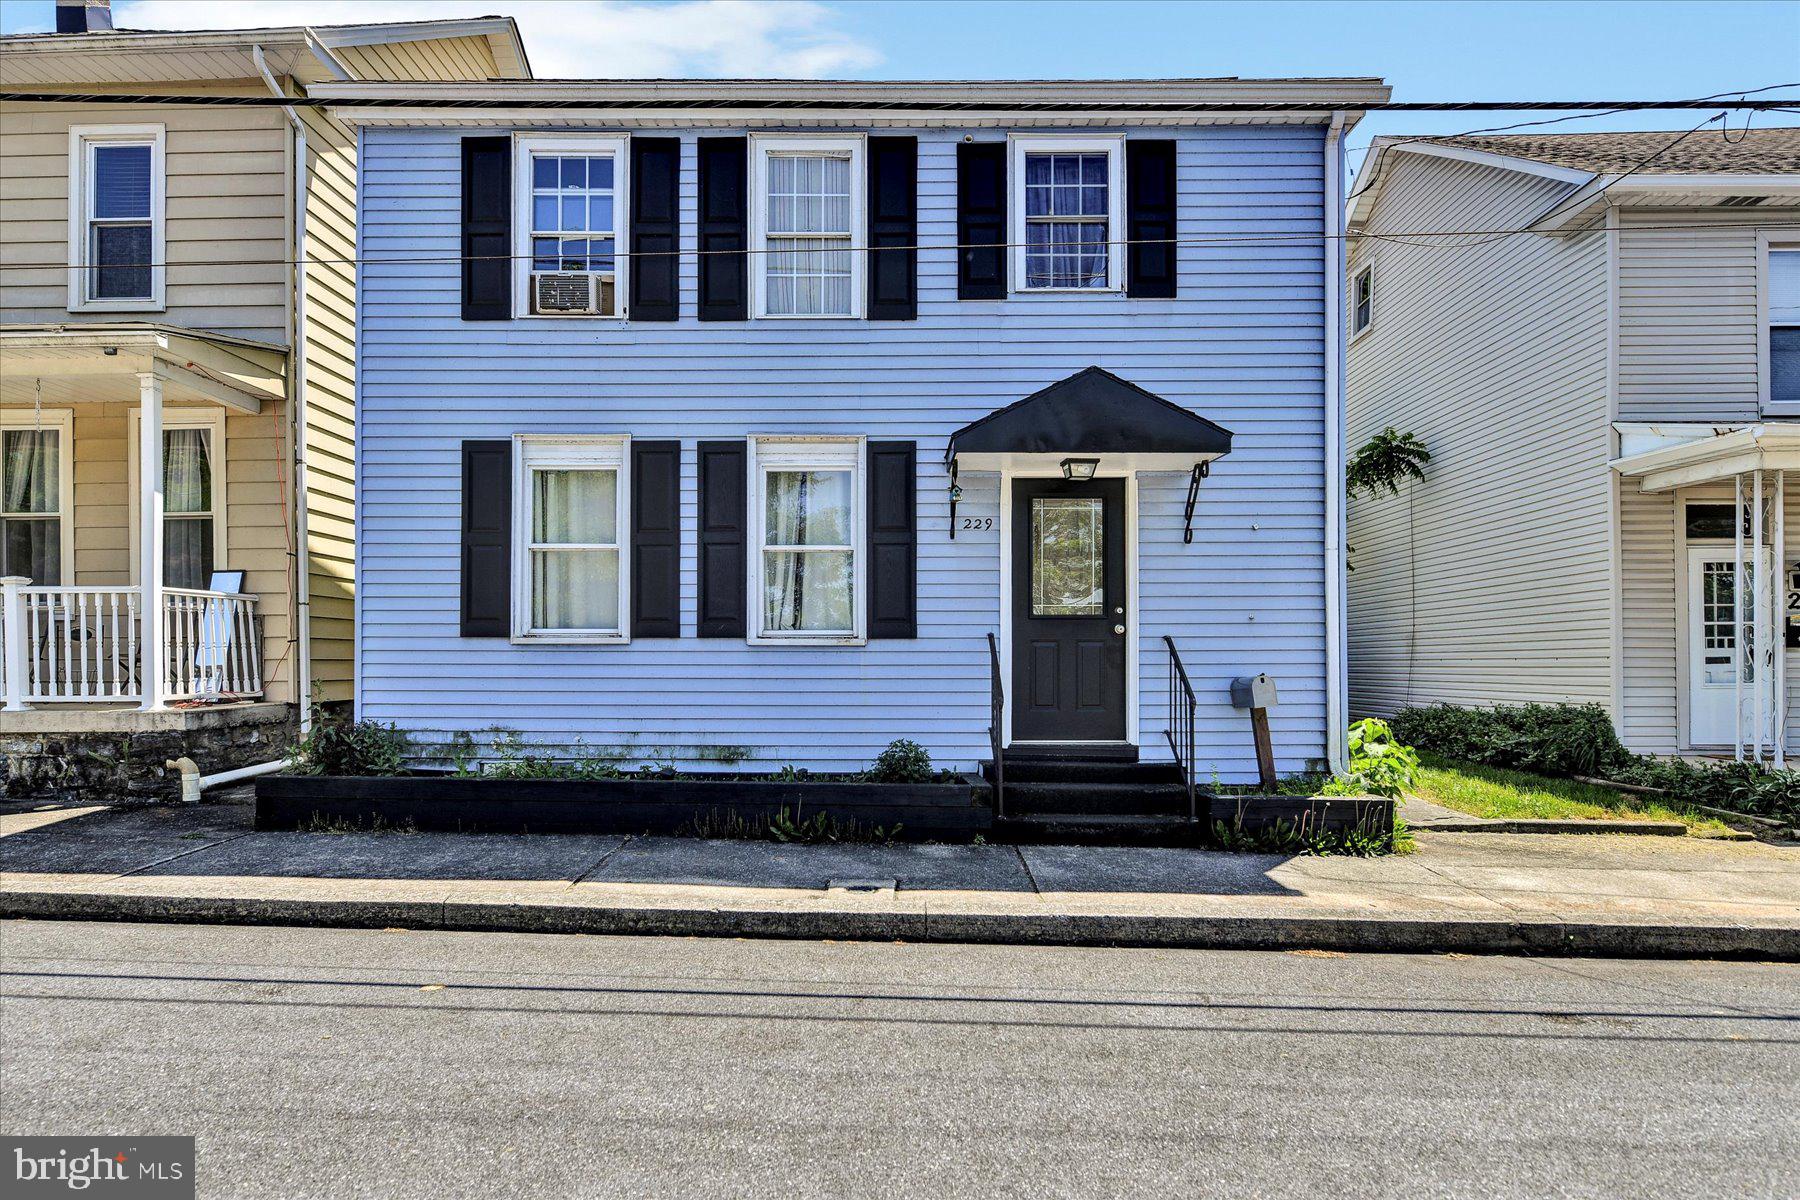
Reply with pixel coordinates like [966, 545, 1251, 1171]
[4, 889, 1795, 962]
[1405, 816, 1691, 836]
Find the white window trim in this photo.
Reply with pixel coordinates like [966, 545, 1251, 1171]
[128, 407, 228, 582]
[1008, 133, 1125, 294]
[67, 124, 166, 312]
[1350, 262, 1375, 340]
[511, 434, 632, 643]
[747, 435, 866, 645]
[1761, 233, 1800, 415]
[511, 134, 631, 320]
[0, 408, 75, 585]
[749, 134, 867, 320]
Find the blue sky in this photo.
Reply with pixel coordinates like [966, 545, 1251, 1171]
[7, 0, 1797, 180]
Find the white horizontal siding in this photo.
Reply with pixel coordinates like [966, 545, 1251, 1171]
[1617, 209, 1800, 423]
[357, 125, 1331, 778]
[1345, 153, 1613, 718]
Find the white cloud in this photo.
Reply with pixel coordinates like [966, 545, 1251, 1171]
[116, 0, 881, 78]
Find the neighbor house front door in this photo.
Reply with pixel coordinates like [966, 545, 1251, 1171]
[1687, 547, 1773, 747]
[1010, 477, 1127, 743]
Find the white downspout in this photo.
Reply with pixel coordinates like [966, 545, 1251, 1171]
[1323, 111, 1349, 775]
[255, 44, 314, 735]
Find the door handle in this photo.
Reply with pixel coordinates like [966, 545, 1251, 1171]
[1113, 624, 1125, 635]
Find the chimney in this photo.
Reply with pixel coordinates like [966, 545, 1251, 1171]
[55, 0, 114, 34]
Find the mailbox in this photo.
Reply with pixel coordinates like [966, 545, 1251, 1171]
[1230, 673, 1279, 710]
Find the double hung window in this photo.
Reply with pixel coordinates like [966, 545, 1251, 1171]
[752, 137, 865, 318]
[69, 125, 164, 308]
[1, 414, 71, 584]
[513, 436, 630, 640]
[1010, 135, 1123, 292]
[751, 438, 864, 641]
[514, 136, 627, 317]
[1771, 246, 1799, 409]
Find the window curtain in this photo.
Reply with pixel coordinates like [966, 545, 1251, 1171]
[530, 468, 619, 630]
[161, 429, 213, 589]
[763, 470, 853, 632]
[1, 429, 60, 583]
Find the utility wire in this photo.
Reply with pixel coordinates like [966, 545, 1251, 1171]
[8, 218, 1798, 275]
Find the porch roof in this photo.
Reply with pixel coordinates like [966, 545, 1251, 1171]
[0, 325, 286, 415]
[1610, 423, 1800, 492]
[945, 366, 1233, 473]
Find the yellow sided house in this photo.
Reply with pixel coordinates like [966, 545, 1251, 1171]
[0, 0, 530, 798]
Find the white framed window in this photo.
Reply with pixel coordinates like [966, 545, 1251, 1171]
[751, 135, 866, 319]
[1, 409, 74, 585]
[1768, 242, 1800, 411]
[513, 135, 629, 318]
[749, 437, 865, 643]
[1009, 134, 1124, 293]
[67, 124, 165, 310]
[129, 408, 226, 591]
[1351, 263, 1374, 337]
[512, 435, 631, 642]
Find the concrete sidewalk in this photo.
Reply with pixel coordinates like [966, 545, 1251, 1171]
[3, 799, 1797, 958]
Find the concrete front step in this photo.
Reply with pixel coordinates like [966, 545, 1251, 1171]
[981, 759, 1185, 786]
[1000, 780, 1195, 817]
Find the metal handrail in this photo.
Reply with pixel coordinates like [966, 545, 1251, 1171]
[987, 631, 1005, 819]
[1164, 635, 1198, 823]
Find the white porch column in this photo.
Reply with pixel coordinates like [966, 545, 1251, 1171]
[1777, 470, 1788, 767]
[1754, 469, 1767, 763]
[1, 576, 28, 711]
[138, 371, 166, 711]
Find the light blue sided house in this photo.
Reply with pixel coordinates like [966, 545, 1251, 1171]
[336, 76, 1388, 795]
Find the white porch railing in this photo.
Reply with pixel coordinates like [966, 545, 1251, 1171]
[0, 579, 261, 709]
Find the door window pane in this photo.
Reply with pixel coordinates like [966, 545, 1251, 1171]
[1701, 561, 1754, 685]
[1031, 497, 1104, 616]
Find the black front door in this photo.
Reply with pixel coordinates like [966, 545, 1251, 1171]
[1011, 477, 1127, 743]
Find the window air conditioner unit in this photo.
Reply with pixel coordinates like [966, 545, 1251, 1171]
[532, 271, 602, 315]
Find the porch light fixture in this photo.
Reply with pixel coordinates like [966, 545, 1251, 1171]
[1061, 457, 1100, 481]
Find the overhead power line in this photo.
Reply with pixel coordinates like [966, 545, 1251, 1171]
[6, 219, 1797, 276]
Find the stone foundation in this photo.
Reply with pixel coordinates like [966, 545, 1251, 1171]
[1, 703, 297, 803]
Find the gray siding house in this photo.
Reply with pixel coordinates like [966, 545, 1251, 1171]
[338, 77, 1390, 782]
[1346, 127, 1800, 760]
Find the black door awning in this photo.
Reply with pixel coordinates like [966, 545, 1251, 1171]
[945, 367, 1233, 544]
[945, 366, 1232, 462]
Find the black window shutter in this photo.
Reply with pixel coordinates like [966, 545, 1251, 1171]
[1126, 140, 1178, 299]
[461, 137, 512, 321]
[957, 142, 1006, 300]
[697, 440, 747, 637]
[867, 137, 918, 320]
[866, 441, 917, 639]
[631, 440, 682, 637]
[460, 440, 512, 636]
[629, 138, 681, 321]
[697, 137, 748, 321]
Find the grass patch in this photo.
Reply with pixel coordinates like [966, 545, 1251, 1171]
[1413, 754, 1732, 834]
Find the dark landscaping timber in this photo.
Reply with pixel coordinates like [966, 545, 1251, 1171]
[256, 775, 991, 841]
[1205, 793, 1397, 836]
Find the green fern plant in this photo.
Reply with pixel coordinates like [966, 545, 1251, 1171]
[1347, 428, 1430, 499]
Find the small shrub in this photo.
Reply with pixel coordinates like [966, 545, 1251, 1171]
[865, 738, 934, 784]
[288, 705, 410, 777]
[1343, 717, 1420, 798]
[1391, 702, 1631, 778]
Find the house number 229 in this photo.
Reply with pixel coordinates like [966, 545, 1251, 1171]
[960, 517, 993, 531]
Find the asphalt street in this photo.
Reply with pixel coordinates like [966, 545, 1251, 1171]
[2, 919, 1796, 1199]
